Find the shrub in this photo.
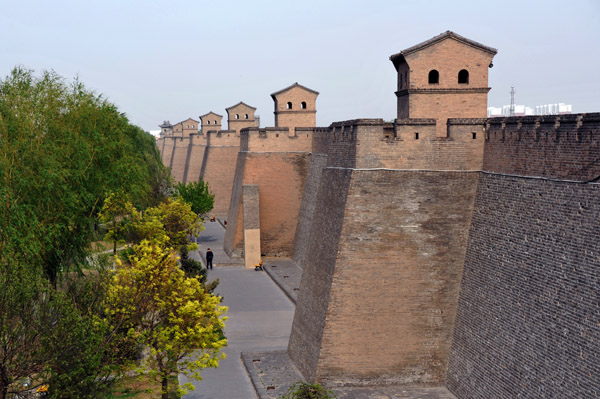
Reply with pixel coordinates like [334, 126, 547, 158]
[281, 381, 336, 399]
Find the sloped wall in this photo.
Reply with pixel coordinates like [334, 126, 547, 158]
[447, 113, 600, 398]
[289, 169, 479, 386]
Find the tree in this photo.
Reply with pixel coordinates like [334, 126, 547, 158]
[99, 192, 137, 254]
[179, 246, 219, 294]
[0, 67, 170, 397]
[0, 67, 169, 285]
[175, 181, 215, 217]
[138, 197, 203, 250]
[106, 240, 227, 399]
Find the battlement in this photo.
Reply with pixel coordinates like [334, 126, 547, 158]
[240, 126, 316, 152]
[326, 118, 486, 170]
[483, 113, 600, 181]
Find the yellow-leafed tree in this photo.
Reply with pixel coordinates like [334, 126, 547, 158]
[106, 240, 227, 398]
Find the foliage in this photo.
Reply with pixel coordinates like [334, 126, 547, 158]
[179, 246, 219, 294]
[0, 67, 168, 286]
[106, 240, 227, 399]
[280, 382, 337, 399]
[174, 181, 215, 217]
[137, 197, 203, 250]
[0, 67, 169, 398]
[99, 192, 137, 254]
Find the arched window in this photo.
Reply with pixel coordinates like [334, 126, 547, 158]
[287, 102, 292, 109]
[301, 101, 307, 109]
[207, 121, 211, 125]
[458, 69, 469, 84]
[244, 114, 249, 119]
[428, 70, 439, 84]
[235, 114, 239, 119]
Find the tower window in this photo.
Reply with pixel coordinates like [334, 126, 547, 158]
[472, 132, 477, 139]
[415, 132, 419, 140]
[244, 114, 249, 119]
[287, 102, 292, 109]
[458, 69, 469, 84]
[428, 70, 439, 84]
[301, 101, 307, 109]
[235, 114, 239, 119]
[207, 121, 211, 125]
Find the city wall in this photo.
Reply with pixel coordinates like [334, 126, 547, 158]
[287, 113, 600, 396]
[157, 130, 242, 215]
[447, 113, 600, 398]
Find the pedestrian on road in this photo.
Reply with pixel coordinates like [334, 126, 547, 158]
[206, 248, 214, 270]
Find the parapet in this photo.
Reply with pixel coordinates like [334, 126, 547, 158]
[482, 113, 600, 181]
[326, 118, 486, 170]
[240, 126, 314, 153]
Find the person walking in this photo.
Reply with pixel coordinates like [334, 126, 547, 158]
[206, 248, 214, 270]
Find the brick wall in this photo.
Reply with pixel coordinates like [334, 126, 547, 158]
[182, 134, 207, 183]
[289, 169, 479, 386]
[160, 137, 175, 173]
[483, 113, 600, 181]
[169, 136, 190, 182]
[326, 118, 486, 171]
[447, 173, 600, 398]
[291, 153, 328, 268]
[224, 151, 310, 257]
[241, 127, 314, 153]
[288, 167, 353, 382]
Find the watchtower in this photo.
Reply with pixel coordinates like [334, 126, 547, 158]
[226, 102, 258, 134]
[158, 120, 173, 137]
[271, 83, 318, 131]
[171, 118, 199, 137]
[390, 31, 497, 137]
[199, 112, 223, 132]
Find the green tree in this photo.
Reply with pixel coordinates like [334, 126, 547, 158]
[0, 67, 169, 285]
[99, 192, 137, 254]
[106, 240, 227, 399]
[0, 67, 169, 397]
[175, 181, 215, 217]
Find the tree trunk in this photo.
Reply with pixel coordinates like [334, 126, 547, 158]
[161, 375, 169, 399]
[113, 240, 117, 255]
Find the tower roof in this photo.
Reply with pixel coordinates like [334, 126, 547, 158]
[199, 111, 223, 119]
[390, 31, 497, 70]
[225, 101, 257, 111]
[270, 82, 319, 100]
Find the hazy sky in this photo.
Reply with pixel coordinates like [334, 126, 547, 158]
[1, 0, 598, 133]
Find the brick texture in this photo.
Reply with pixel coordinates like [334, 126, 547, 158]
[483, 113, 600, 181]
[289, 169, 479, 386]
[447, 173, 600, 398]
[224, 151, 309, 258]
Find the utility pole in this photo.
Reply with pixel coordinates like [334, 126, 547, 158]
[509, 86, 515, 117]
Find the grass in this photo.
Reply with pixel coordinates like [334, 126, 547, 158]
[104, 374, 180, 399]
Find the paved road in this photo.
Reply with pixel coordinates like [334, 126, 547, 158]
[181, 226, 295, 399]
[195, 220, 243, 266]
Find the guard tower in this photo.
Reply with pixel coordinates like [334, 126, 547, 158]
[226, 102, 258, 134]
[158, 120, 173, 137]
[199, 112, 223, 132]
[171, 118, 200, 137]
[271, 83, 318, 132]
[390, 31, 497, 137]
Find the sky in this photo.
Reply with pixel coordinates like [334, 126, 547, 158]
[1, 0, 599, 134]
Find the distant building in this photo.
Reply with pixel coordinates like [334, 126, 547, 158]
[488, 103, 572, 117]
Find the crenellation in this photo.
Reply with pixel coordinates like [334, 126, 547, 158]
[154, 30, 599, 398]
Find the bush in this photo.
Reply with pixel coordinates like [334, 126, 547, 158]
[281, 381, 336, 399]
